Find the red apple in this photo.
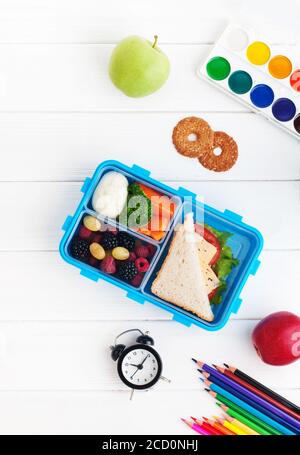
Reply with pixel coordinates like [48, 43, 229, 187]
[252, 311, 300, 366]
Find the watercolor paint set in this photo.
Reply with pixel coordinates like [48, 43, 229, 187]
[197, 22, 300, 140]
[60, 160, 263, 331]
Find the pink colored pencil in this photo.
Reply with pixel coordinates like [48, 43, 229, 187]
[181, 418, 212, 435]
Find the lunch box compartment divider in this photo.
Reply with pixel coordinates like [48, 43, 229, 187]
[85, 164, 181, 244]
[63, 209, 160, 290]
[60, 160, 263, 331]
[141, 200, 263, 329]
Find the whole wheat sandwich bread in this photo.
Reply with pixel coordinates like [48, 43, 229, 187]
[151, 212, 216, 322]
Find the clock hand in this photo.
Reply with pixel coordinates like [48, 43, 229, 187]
[129, 364, 139, 367]
[130, 367, 140, 380]
[140, 354, 150, 366]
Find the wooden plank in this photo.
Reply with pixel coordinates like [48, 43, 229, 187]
[0, 44, 249, 112]
[0, 181, 298, 251]
[0, 250, 298, 321]
[0, 389, 299, 435]
[0, 113, 299, 182]
[0, 320, 298, 390]
[0, 0, 297, 44]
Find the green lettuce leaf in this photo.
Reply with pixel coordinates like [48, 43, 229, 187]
[205, 225, 239, 305]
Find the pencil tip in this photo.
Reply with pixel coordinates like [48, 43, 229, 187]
[216, 402, 221, 407]
[204, 388, 210, 392]
[197, 368, 203, 374]
[190, 416, 196, 422]
[191, 358, 197, 363]
[199, 377, 204, 382]
[223, 363, 229, 368]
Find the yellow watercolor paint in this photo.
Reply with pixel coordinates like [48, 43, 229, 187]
[268, 55, 292, 79]
[246, 41, 271, 65]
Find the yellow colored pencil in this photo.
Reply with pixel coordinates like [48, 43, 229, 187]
[226, 415, 259, 435]
[215, 416, 247, 435]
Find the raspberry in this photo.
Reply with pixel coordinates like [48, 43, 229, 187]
[92, 233, 102, 243]
[78, 226, 92, 240]
[107, 226, 118, 235]
[128, 251, 137, 262]
[100, 256, 116, 274]
[88, 256, 98, 267]
[131, 273, 144, 287]
[135, 257, 150, 273]
[118, 261, 138, 282]
[146, 244, 156, 257]
[135, 245, 149, 258]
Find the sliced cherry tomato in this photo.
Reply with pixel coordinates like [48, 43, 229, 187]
[195, 224, 221, 265]
[208, 288, 218, 301]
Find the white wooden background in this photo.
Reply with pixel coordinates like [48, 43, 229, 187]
[0, 0, 299, 435]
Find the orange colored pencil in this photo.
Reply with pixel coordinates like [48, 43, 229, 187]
[191, 417, 223, 436]
[203, 417, 235, 435]
[215, 416, 248, 435]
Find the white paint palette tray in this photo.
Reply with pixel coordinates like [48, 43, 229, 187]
[197, 22, 300, 140]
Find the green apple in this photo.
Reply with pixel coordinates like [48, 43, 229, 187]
[109, 35, 170, 97]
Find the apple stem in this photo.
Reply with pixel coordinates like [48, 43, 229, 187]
[152, 35, 158, 48]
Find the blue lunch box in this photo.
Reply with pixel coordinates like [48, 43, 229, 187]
[60, 160, 263, 331]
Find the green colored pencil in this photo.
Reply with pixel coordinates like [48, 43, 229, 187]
[215, 394, 283, 435]
[217, 403, 271, 435]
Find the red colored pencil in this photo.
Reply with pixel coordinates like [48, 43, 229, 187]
[203, 417, 235, 435]
[181, 418, 212, 435]
[191, 417, 223, 435]
[215, 365, 300, 421]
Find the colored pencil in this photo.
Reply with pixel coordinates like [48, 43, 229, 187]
[203, 417, 235, 435]
[191, 417, 223, 435]
[216, 365, 300, 421]
[217, 403, 272, 435]
[201, 370, 300, 431]
[181, 418, 212, 435]
[205, 387, 295, 435]
[203, 378, 299, 434]
[224, 364, 300, 416]
[223, 414, 260, 435]
[216, 396, 282, 435]
[215, 416, 248, 435]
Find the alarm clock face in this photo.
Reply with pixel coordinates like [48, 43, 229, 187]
[117, 344, 162, 390]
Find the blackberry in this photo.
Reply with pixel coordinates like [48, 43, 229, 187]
[117, 231, 135, 251]
[101, 231, 118, 250]
[71, 237, 89, 260]
[118, 261, 138, 282]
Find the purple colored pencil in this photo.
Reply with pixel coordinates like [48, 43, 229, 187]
[196, 363, 300, 431]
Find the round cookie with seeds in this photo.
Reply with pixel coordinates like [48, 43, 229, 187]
[198, 131, 238, 172]
[172, 116, 214, 158]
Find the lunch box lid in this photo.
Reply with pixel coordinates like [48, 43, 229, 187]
[59, 160, 263, 331]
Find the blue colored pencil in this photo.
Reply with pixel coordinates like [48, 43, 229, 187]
[205, 383, 296, 435]
[199, 367, 300, 431]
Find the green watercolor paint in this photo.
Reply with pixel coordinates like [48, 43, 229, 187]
[206, 57, 231, 81]
[228, 70, 253, 94]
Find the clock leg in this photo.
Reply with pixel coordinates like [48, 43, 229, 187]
[160, 376, 171, 383]
[129, 388, 135, 401]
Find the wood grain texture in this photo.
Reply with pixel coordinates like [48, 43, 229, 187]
[0, 181, 298, 251]
[0, 321, 299, 391]
[0, 250, 298, 321]
[0, 389, 299, 435]
[0, 0, 297, 44]
[0, 0, 299, 435]
[0, 113, 298, 182]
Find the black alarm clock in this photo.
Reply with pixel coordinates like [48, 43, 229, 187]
[110, 329, 170, 398]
